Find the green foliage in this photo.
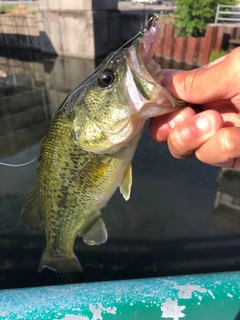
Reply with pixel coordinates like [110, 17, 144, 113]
[0, 4, 18, 14]
[0, 4, 36, 15]
[28, 8, 37, 15]
[209, 49, 228, 62]
[174, 0, 237, 37]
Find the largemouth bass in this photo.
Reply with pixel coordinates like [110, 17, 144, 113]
[21, 15, 186, 281]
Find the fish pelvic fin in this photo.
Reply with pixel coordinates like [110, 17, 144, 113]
[38, 249, 86, 283]
[21, 184, 43, 233]
[119, 163, 132, 201]
[82, 211, 108, 246]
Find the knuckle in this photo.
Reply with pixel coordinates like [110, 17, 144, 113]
[182, 73, 194, 102]
[171, 127, 190, 152]
[181, 70, 201, 102]
[221, 129, 238, 155]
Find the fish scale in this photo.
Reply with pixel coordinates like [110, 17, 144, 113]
[22, 100, 142, 280]
[21, 15, 186, 282]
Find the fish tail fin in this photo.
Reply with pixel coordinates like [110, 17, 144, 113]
[38, 249, 86, 283]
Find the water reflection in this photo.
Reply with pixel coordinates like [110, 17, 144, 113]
[155, 56, 196, 70]
[211, 168, 240, 234]
[0, 49, 240, 289]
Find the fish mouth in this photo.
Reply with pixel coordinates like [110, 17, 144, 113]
[126, 15, 186, 118]
[139, 14, 161, 66]
[129, 14, 162, 83]
[125, 15, 163, 103]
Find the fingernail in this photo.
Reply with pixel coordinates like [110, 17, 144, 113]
[196, 114, 214, 132]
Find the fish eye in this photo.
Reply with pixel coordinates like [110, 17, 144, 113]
[98, 69, 115, 88]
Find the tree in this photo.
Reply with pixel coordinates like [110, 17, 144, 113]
[174, 0, 237, 37]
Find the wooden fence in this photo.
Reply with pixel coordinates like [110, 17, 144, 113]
[155, 23, 240, 66]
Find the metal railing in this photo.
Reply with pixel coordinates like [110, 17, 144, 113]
[214, 4, 240, 23]
[0, 0, 37, 6]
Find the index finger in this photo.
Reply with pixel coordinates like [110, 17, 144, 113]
[167, 110, 223, 158]
[149, 106, 196, 142]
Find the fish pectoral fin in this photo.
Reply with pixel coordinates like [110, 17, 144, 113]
[38, 248, 86, 283]
[82, 211, 108, 245]
[21, 184, 43, 233]
[119, 163, 132, 201]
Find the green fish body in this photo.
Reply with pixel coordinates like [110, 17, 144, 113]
[22, 107, 140, 281]
[22, 15, 186, 281]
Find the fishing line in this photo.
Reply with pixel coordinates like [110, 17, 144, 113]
[55, 31, 143, 115]
[82, 14, 159, 84]
[71, 31, 142, 91]
[0, 15, 160, 168]
[59, 15, 159, 115]
[0, 156, 37, 167]
[95, 14, 159, 78]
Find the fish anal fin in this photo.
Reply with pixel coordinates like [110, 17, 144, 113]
[38, 248, 86, 283]
[21, 184, 43, 233]
[82, 211, 108, 245]
[119, 163, 132, 201]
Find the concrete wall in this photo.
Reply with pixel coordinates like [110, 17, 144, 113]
[37, 10, 120, 59]
[38, 0, 118, 11]
[0, 15, 40, 49]
[37, 0, 121, 59]
[0, 1, 146, 59]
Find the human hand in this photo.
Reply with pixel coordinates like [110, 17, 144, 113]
[149, 47, 240, 168]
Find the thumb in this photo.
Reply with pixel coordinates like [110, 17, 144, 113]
[160, 48, 240, 104]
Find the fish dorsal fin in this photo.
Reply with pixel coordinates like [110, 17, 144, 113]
[21, 184, 43, 233]
[119, 163, 132, 201]
[82, 211, 108, 245]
